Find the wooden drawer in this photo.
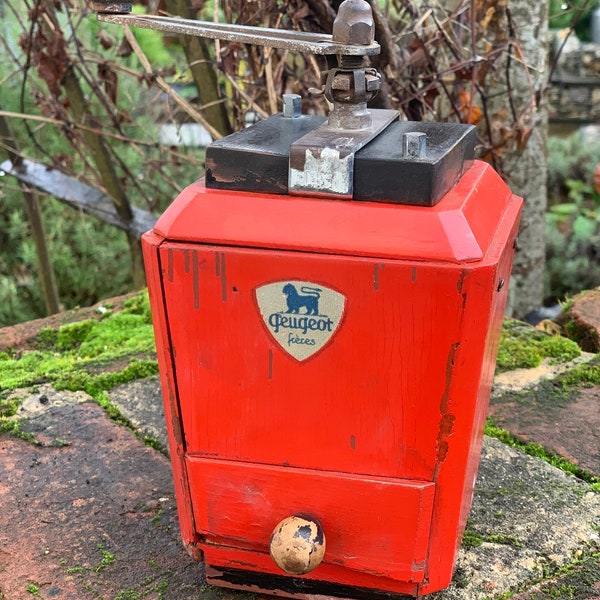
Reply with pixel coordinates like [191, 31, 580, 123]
[186, 456, 435, 582]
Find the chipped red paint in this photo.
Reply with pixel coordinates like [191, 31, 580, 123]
[142, 160, 522, 598]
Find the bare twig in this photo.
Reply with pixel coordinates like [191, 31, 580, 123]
[0, 110, 188, 164]
[219, 71, 270, 119]
[121, 24, 223, 140]
[466, 0, 477, 125]
[0, 108, 61, 315]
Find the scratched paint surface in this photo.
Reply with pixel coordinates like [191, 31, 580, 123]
[186, 457, 434, 582]
[144, 166, 522, 596]
[160, 244, 470, 480]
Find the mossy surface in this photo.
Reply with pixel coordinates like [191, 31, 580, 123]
[558, 355, 600, 386]
[461, 529, 522, 550]
[496, 320, 581, 374]
[514, 551, 600, 600]
[490, 353, 600, 491]
[485, 419, 600, 491]
[0, 291, 158, 433]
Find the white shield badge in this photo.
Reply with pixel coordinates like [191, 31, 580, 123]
[255, 281, 346, 362]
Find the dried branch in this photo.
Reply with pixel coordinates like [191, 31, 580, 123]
[163, 0, 232, 136]
[0, 109, 61, 316]
[120, 24, 223, 140]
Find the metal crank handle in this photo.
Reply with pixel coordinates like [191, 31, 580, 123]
[94, 12, 380, 57]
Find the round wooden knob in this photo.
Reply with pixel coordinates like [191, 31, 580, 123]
[269, 515, 326, 575]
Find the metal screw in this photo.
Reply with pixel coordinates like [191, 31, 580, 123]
[402, 132, 427, 159]
[282, 94, 302, 118]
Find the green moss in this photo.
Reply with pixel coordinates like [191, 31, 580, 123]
[496, 320, 581, 373]
[517, 551, 600, 599]
[461, 529, 483, 548]
[95, 545, 116, 573]
[56, 319, 96, 351]
[485, 420, 600, 489]
[54, 360, 158, 395]
[0, 291, 158, 437]
[0, 391, 33, 440]
[50, 360, 160, 430]
[25, 584, 40, 596]
[484, 534, 521, 547]
[0, 418, 39, 444]
[78, 313, 155, 358]
[97, 361, 159, 387]
[122, 292, 152, 320]
[558, 357, 600, 386]
[114, 590, 143, 600]
[462, 528, 522, 550]
[0, 291, 156, 391]
[0, 351, 76, 390]
[143, 435, 164, 452]
[0, 394, 21, 418]
[36, 327, 58, 349]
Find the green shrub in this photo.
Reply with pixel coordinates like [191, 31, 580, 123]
[0, 1, 199, 327]
[545, 133, 600, 303]
[0, 191, 134, 327]
[549, 0, 595, 40]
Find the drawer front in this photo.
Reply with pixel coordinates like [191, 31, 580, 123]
[187, 456, 434, 582]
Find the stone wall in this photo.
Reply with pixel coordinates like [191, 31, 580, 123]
[549, 39, 600, 122]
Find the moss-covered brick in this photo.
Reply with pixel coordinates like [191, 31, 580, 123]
[496, 320, 581, 373]
[0, 290, 158, 435]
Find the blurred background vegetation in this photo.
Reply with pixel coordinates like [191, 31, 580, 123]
[0, 0, 204, 325]
[0, 0, 599, 326]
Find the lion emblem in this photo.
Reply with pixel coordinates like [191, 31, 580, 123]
[282, 283, 322, 315]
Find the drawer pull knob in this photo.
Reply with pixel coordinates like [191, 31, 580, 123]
[270, 515, 326, 575]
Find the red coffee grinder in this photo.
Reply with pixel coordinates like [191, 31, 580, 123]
[97, 3, 522, 597]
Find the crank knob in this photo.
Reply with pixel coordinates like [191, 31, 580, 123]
[269, 515, 326, 575]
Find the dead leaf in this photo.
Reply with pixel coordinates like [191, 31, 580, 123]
[98, 63, 118, 105]
[516, 126, 532, 152]
[52, 153, 75, 169]
[513, 43, 524, 62]
[116, 36, 133, 58]
[457, 89, 483, 125]
[480, 6, 496, 30]
[21, 28, 70, 96]
[454, 64, 474, 81]
[98, 30, 113, 50]
[593, 164, 600, 195]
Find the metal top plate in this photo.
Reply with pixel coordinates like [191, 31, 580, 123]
[205, 115, 476, 206]
[288, 109, 399, 199]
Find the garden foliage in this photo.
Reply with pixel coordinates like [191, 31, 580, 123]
[546, 132, 600, 303]
[0, 0, 596, 325]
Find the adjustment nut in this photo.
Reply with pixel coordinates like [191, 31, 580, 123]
[282, 94, 302, 118]
[332, 0, 374, 46]
[402, 132, 427, 159]
[270, 515, 326, 575]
